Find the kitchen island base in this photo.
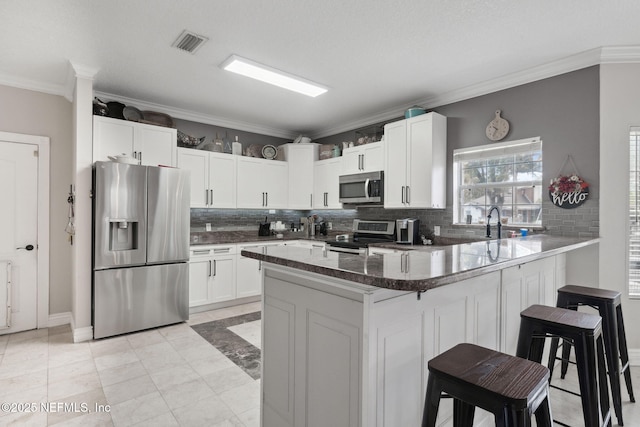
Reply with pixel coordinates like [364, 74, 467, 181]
[261, 254, 562, 427]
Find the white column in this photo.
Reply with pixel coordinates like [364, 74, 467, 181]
[70, 62, 97, 342]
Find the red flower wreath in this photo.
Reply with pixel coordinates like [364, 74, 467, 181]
[548, 174, 589, 195]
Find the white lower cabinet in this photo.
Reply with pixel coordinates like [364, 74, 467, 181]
[190, 242, 288, 308]
[188, 245, 237, 308]
[236, 242, 285, 298]
[500, 256, 556, 354]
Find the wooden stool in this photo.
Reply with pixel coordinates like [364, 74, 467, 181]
[548, 285, 635, 426]
[517, 304, 611, 427]
[422, 343, 553, 427]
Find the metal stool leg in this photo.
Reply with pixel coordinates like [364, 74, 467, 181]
[573, 334, 604, 427]
[422, 374, 441, 427]
[597, 334, 613, 427]
[617, 304, 636, 403]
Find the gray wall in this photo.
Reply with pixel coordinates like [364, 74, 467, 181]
[311, 66, 600, 239]
[0, 84, 73, 314]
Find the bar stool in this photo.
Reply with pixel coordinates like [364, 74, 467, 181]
[548, 285, 635, 426]
[516, 304, 611, 427]
[421, 343, 553, 427]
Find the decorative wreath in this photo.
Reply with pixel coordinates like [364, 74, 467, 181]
[548, 174, 589, 196]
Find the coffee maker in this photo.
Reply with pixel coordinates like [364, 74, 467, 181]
[396, 218, 420, 244]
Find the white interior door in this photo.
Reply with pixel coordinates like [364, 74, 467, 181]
[0, 140, 38, 334]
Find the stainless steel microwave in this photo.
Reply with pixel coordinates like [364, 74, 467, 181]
[339, 171, 384, 205]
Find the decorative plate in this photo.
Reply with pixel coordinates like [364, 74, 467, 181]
[262, 144, 277, 160]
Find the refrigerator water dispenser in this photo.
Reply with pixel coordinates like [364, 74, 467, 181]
[109, 219, 139, 251]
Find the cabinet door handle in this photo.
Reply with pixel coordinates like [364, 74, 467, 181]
[262, 192, 265, 206]
[406, 186, 410, 205]
[210, 189, 213, 206]
[208, 260, 212, 277]
[401, 186, 405, 203]
[205, 189, 209, 205]
[138, 152, 142, 164]
[361, 154, 365, 170]
[265, 192, 268, 206]
[258, 260, 262, 271]
[192, 250, 210, 255]
[133, 151, 138, 159]
[310, 194, 313, 207]
[324, 192, 328, 207]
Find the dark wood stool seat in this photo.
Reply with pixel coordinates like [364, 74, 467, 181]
[549, 285, 635, 426]
[422, 343, 553, 427]
[517, 304, 611, 427]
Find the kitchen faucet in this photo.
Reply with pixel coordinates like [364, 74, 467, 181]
[486, 205, 502, 239]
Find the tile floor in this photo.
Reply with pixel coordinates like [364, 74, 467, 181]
[0, 302, 261, 426]
[1, 300, 639, 426]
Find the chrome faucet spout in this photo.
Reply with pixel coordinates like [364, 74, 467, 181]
[486, 206, 502, 239]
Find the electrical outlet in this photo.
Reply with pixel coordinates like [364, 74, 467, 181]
[434, 225, 441, 236]
[269, 209, 276, 214]
[328, 222, 333, 230]
[205, 223, 211, 231]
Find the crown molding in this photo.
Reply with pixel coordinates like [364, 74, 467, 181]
[0, 72, 67, 99]
[64, 62, 99, 101]
[310, 47, 610, 139]
[93, 91, 298, 140]
[599, 45, 640, 63]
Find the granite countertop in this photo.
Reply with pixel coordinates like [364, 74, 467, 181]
[190, 229, 347, 246]
[240, 235, 599, 292]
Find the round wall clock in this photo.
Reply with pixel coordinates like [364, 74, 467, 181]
[485, 110, 510, 141]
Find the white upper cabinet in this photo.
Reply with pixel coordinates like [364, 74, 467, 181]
[177, 148, 237, 208]
[280, 144, 319, 209]
[384, 113, 447, 209]
[93, 116, 176, 166]
[313, 158, 342, 209]
[341, 142, 383, 175]
[236, 157, 288, 209]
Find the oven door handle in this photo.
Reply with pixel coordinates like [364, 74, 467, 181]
[364, 178, 370, 200]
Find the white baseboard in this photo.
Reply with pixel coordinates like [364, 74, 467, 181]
[628, 349, 640, 366]
[69, 314, 93, 342]
[48, 311, 72, 328]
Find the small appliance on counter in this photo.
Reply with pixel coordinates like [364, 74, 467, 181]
[259, 217, 271, 236]
[396, 218, 420, 244]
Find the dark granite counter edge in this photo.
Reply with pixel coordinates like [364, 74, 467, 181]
[241, 236, 599, 292]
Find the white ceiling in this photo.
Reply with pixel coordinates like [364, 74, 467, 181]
[1, 0, 639, 139]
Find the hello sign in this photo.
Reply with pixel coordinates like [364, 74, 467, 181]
[548, 172, 589, 209]
[549, 186, 589, 209]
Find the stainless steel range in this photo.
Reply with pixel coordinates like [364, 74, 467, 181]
[326, 219, 396, 255]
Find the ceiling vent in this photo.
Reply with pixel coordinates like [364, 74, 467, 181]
[172, 30, 208, 54]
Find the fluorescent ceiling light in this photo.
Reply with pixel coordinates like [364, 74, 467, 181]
[221, 55, 327, 97]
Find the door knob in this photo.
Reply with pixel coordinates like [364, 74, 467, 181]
[16, 244, 34, 251]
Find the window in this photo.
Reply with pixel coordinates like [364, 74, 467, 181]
[453, 137, 543, 226]
[629, 127, 640, 297]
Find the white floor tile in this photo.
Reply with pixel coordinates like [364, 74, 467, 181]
[48, 371, 103, 401]
[171, 394, 235, 426]
[109, 391, 170, 427]
[219, 380, 261, 415]
[158, 378, 216, 411]
[202, 366, 255, 395]
[94, 349, 140, 372]
[235, 407, 260, 427]
[103, 374, 157, 406]
[149, 364, 200, 391]
[131, 412, 178, 427]
[97, 360, 147, 388]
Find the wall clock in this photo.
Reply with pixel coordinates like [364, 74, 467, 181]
[486, 110, 510, 141]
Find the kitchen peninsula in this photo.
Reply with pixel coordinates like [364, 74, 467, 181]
[241, 235, 598, 427]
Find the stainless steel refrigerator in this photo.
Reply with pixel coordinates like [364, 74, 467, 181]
[92, 161, 190, 339]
